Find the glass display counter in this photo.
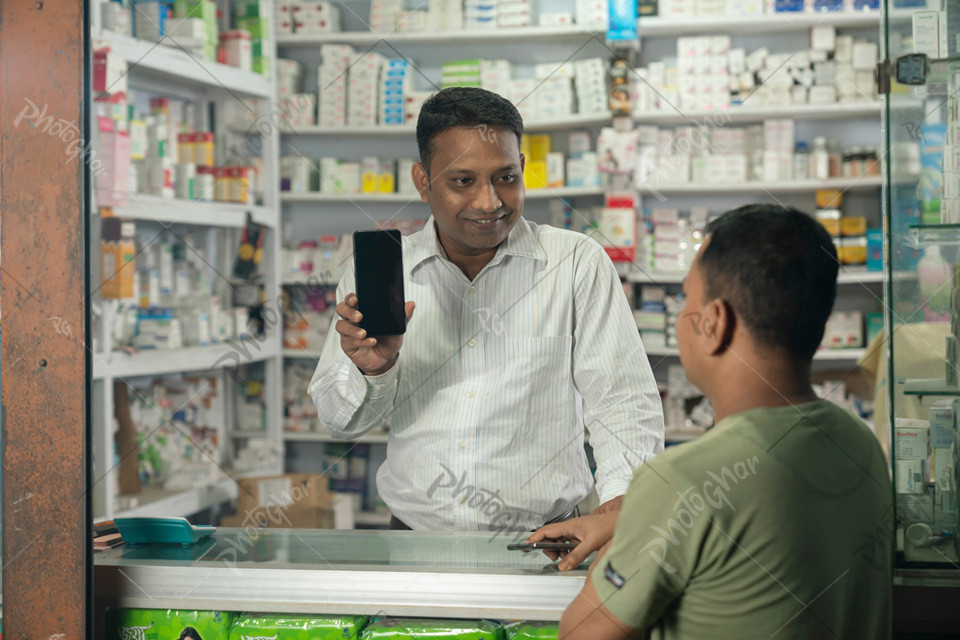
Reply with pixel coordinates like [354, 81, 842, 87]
[94, 529, 590, 634]
[884, 0, 960, 586]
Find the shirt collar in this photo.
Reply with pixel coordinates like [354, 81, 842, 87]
[408, 215, 548, 273]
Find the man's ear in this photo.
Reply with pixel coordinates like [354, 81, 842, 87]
[701, 298, 733, 355]
[412, 162, 430, 201]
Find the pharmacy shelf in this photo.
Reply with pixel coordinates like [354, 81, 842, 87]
[93, 339, 280, 380]
[354, 510, 393, 526]
[110, 477, 239, 520]
[277, 25, 605, 47]
[815, 348, 867, 361]
[113, 194, 278, 229]
[641, 175, 882, 195]
[282, 192, 422, 204]
[282, 277, 339, 286]
[283, 348, 324, 358]
[902, 379, 960, 398]
[281, 186, 605, 205]
[283, 112, 613, 136]
[94, 32, 272, 99]
[629, 268, 891, 285]
[635, 101, 881, 125]
[637, 10, 880, 37]
[644, 345, 866, 361]
[283, 430, 391, 444]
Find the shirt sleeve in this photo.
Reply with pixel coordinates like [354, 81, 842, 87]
[590, 460, 706, 630]
[307, 266, 401, 437]
[572, 241, 664, 504]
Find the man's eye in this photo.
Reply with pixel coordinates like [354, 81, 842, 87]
[498, 174, 517, 183]
[454, 177, 472, 186]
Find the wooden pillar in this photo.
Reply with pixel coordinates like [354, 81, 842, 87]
[0, 0, 89, 637]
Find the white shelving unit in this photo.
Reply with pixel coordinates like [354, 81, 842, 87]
[90, 14, 284, 521]
[634, 101, 881, 125]
[93, 32, 273, 99]
[281, 178, 880, 205]
[107, 477, 240, 521]
[93, 340, 281, 380]
[636, 10, 880, 37]
[629, 267, 889, 285]
[113, 195, 278, 228]
[275, 9, 885, 525]
[282, 111, 614, 136]
[284, 430, 391, 444]
[277, 25, 604, 47]
[644, 345, 866, 361]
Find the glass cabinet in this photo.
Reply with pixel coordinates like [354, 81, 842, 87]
[884, 0, 960, 581]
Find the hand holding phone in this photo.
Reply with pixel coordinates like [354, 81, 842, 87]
[335, 230, 415, 377]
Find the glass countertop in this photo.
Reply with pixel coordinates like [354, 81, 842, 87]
[95, 529, 592, 576]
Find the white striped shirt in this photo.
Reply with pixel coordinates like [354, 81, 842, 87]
[308, 217, 664, 530]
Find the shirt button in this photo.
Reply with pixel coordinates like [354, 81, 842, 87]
[468, 285, 477, 294]
[467, 391, 475, 398]
[460, 441, 467, 449]
[373, 384, 382, 390]
[460, 495, 468, 503]
[468, 338, 477, 347]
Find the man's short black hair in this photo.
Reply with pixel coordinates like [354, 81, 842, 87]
[416, 87, 524, 174]
[699, 204, 839, 360]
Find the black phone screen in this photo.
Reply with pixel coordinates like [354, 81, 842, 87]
[353, 229, 406, 336]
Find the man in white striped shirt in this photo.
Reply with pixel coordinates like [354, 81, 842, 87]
[309, 87, 664, 531]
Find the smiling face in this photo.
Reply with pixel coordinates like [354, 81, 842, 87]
[412, 125, 525, 261]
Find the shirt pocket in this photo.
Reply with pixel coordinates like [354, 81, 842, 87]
[502, 336, 573, 422]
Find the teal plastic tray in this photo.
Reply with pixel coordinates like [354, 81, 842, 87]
[115, 517, 216, 546]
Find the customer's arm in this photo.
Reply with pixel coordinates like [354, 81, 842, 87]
[307, 270, 406, 437]
[572, 242, 665, 509]
[561, 460, 701, 639]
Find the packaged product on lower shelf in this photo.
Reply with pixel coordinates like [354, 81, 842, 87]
[503, 621, 559, 639]
[106, 608, 236, 640]
[229, 613, 369, 639]
[360, 618, 502, 639]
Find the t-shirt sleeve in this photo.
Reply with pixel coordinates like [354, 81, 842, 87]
[590, 458, 713, 630]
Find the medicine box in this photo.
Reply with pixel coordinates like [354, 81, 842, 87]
[895, 422, 930, 460]
[896, 459, 926, 494]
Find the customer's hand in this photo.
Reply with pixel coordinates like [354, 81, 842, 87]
[335, 293, 415, 376]
[527, 512, 619, 571]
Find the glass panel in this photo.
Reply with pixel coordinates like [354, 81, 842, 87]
[94, 530, 593, 574]
[884, 0, 960, 572]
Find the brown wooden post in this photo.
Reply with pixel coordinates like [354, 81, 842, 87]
[0, 0, 90, 637]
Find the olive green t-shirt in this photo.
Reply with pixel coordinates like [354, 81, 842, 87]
[591, 400, 892, 639]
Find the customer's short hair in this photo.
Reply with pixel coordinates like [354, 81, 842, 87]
[699, 204, 839, 360]
[416, 87, 524, 174]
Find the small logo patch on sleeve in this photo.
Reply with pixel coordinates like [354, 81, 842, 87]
[604, 562, 626, 589]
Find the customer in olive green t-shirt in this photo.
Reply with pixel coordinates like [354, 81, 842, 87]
[530, 205, 893, 640]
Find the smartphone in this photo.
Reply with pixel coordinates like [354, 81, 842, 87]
[507, 541, 579, 551]
[353, 229, 406, 336]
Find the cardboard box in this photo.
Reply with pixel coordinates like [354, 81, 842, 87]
[235, 472, 333, 518]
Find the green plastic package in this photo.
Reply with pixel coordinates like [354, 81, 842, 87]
[359, 618, 503, 639]
[229, 613, 368, 639]
[503, 621, 558, 639]
[106, 608, 236, 640]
